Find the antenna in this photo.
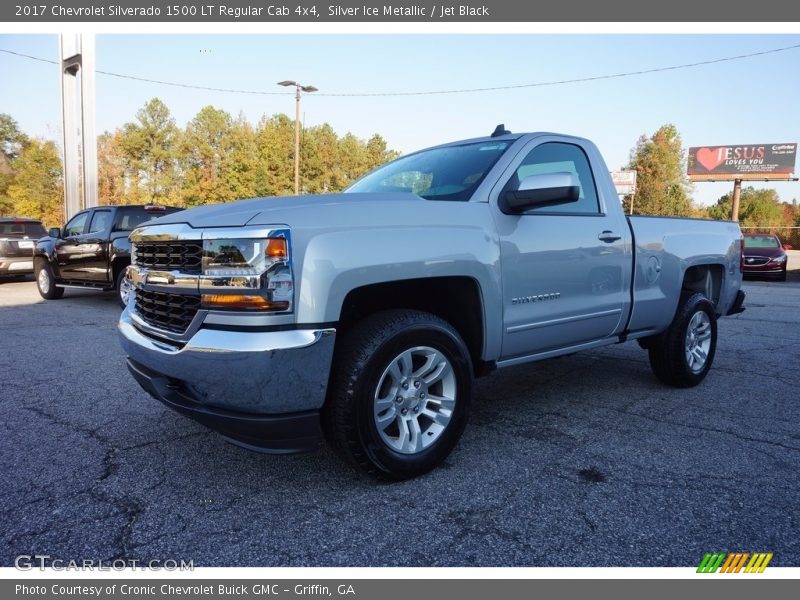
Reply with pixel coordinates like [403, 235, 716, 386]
[491, 124, 511, 137]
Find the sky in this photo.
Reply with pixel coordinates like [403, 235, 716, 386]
[1, 33, 799, 206]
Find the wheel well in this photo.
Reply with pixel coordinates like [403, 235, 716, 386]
[338, 277, 487, 376]
[111, 257, 130, 282]
[682, 264, 723, 309]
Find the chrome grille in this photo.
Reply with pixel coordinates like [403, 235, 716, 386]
[134, 241, 203, 273]
[134, 289, 200, 334]
[744, 256, 770, 266]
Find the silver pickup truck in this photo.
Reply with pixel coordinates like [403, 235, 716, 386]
[118, 127, 746, 479]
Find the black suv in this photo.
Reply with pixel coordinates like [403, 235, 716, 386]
[0, 218, 47, 277]
[33, 205, 181, 307]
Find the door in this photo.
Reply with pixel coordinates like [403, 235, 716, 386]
[81, 209, 113, 282]
[493, 140, 632, 359]
[54, 210, 91, 280]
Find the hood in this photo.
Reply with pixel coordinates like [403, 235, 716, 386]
[149, 193, 423, 229]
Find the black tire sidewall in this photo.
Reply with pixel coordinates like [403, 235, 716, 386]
[660, 294, 718, 387]
[352, 322, 472, 479]
[115, 268, 129, 308]
[35, 260, 58, 299]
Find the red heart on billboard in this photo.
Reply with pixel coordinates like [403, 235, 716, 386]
[696, 147, 725, 171]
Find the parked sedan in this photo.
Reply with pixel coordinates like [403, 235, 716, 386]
[742, 233, 789, 281]
[0, 218, 47, 278]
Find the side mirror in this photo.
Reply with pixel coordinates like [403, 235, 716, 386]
[783, 244, 793, 251]
[501, 172, 581, 213]
[48, 227, 62, 238]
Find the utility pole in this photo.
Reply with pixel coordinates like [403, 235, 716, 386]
[60, 34, 97, 219]
[277, 80, 318, 195]
[731, 178, 742, 222]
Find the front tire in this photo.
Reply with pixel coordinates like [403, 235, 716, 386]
[323, 310, 473, 480]
[648, 293, 717, 388]
[35, 259, 64, 300]
[115, 266, 132, 308]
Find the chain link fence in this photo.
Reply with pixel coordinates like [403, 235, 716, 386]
[740, 226, 800, 249]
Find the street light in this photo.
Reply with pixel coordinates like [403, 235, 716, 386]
[277, 80, 318, 195]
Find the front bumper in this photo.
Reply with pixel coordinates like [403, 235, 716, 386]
[127, 359, 322, 453]
[743, 265, 786, 277]
[118, 307, 336, 452]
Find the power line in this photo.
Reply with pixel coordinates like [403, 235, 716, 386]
[2, 43, 800, 98]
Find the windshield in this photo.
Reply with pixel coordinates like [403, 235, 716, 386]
[744, 235, 780, 249]
[346, 141, 512, 201]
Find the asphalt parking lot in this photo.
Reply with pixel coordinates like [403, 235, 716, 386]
[1, 256, 798, 567]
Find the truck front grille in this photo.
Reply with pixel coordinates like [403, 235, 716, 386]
[134, 289, 200, 334]
[134, 241, 203, 273]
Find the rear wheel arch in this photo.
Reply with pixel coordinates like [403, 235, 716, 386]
[681, 264, 724, 311]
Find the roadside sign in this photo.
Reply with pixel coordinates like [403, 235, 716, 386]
[610, 170, 637, 195]
[688, 143, 796, 181]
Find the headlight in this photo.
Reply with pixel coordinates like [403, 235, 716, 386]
[200, 236, 292, 312]
[770, 255, 787, 263]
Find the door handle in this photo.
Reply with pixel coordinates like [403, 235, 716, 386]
[598, 231, 621, 243]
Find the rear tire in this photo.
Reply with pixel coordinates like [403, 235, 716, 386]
[35, 259, 64, 300]
[648, 293, 717, 388]
[323, 310, 473, 480]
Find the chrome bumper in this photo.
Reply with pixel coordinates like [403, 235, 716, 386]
[118, 306, 336, 414]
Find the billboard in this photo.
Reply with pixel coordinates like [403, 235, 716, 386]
[610, 170, 637, 195]
[688, 143, 797, 181]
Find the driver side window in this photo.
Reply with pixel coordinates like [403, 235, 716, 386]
[512, 142, 601, 214]
[64, 212, 89, 237]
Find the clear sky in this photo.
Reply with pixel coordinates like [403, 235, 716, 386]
[1, 33, 799, 206]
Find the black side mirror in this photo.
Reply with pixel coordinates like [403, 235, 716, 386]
[501, 172, 580, 214]
[48, 227, 62, 238]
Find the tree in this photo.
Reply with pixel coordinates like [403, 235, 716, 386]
[301, 123, 343, 193]
[5, 139, 63, 226]
[254, 114, 294, 196]
[707, 187, 785, 227]
[626, 124, 693, 216]
[97, 131, 127, 205]
[0, 103, 402, 216]
[181, 106, 259, 205]
[364, 134, 399, 169]
[0, 113, 29, 216]
[119, 98, 180, 203]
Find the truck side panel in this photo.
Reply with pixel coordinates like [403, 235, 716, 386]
[626, 216, 743, 335]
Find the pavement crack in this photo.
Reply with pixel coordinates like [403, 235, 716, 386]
[22, 404, 146, 560]
[603, 406, 800, 453]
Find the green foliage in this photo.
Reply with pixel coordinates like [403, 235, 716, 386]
[707, 187, 800, 247]
[5, 139, 63, 226]
[706, 187, 784, 225]
[2, 99, 403, 221]
[117, 98, 180, 204]
[625, 124, 694, 217]
[97, 98, 399, 206]
[0, 113, 29, 216]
